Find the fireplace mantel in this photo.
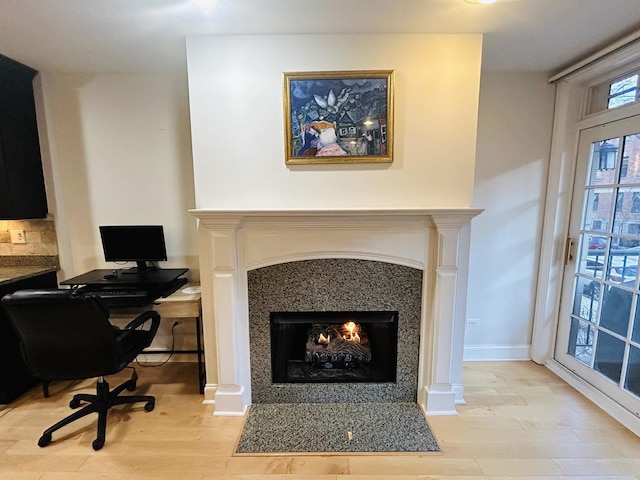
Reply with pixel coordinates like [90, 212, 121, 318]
[190, 208, 482, 416]
[190, 207, 481, 225]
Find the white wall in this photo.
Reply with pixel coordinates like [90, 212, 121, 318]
[35, 39, 556, 363]
[465, 71, 556, 360]
[40, 72, 199, 281]
[186, 34, 482, 209]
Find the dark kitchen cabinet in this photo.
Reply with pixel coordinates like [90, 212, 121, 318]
[0, 271, 57, 403]
[0, 54, 48, 219]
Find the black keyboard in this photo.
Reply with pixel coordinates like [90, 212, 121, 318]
[93, 289, 149, 298]
[85, 289, 153, 307]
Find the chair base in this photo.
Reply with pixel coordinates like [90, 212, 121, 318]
[38, 369, 155, 450]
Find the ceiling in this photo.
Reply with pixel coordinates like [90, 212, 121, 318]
[0, 0, 639, 75]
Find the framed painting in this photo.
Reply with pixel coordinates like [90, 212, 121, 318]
[283, 70, 394, 165]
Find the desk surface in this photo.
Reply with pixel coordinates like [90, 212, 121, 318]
[154, 285, 201, 304]
[61, 268, 188, 287]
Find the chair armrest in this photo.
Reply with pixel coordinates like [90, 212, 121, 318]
[123, 310, 161, 336]
[115, 310, 161, 360]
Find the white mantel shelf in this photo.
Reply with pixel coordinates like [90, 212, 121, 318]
[189, 207, 483, 219]
[190, 207, 482, 416]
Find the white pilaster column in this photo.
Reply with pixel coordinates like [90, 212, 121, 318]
[424, 213, 476, 415]
[198, 215, 250, 416]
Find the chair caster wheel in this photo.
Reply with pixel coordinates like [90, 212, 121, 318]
[144, 401, 155, 412]
[69, 398, 81, 408]
[38, 433, 52, 447]
[92, 438, 104, 450]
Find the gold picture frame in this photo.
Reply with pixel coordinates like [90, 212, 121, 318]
[283, 70, 394, 165]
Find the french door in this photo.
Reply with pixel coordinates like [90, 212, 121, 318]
[556, 115, 640, 415]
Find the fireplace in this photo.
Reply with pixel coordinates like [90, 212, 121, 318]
[248, 259, 420, 404]
[189, 208, 481, 416]
[270, 311, 399, 384]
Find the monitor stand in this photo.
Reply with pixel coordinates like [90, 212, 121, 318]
[120, 261, 159, 275]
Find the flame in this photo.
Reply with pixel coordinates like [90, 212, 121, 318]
[342, 321, 361, 343]
[318, 332, 330, 345]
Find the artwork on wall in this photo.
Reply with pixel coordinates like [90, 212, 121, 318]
[283, 70, 394, 165]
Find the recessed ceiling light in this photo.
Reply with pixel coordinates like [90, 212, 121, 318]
[465, 0, 497, 4]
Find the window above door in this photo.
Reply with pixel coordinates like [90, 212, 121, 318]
[587, 69, 640, 115]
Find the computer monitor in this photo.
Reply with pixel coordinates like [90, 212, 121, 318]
[99, 225, 167, 273]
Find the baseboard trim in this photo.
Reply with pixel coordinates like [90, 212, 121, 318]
[463, 344, 531, 361]
[423, 385, 458, 416]
[135, 352, 198, 363]
[203, 384, 217, 404]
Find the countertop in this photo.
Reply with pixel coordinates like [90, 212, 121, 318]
[0, 256, 59, 286]
[0, 266, 57, 286]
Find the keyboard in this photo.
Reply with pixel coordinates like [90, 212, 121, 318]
[93, 289, 149, 297]
[85, 289, 153, 307]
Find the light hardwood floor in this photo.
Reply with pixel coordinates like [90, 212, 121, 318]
[1, 360, 639, 479]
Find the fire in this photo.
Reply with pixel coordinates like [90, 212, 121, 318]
[317, 332, 330, 345]
[342, 321, 361, 343]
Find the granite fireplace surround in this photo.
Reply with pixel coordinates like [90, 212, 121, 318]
[190, 208, 481, 417]
[249, 259, 422, 404]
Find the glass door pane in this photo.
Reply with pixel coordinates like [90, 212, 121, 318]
[557, 117, 640, 415]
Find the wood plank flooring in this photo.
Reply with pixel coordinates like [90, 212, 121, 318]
[1, 360, 639, 479]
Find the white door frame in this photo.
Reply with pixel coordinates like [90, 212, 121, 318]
[532, 41, 640, 437]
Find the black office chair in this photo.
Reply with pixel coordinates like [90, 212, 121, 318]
[1, 289, 160, 450]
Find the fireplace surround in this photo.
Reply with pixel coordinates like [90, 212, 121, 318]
[190, 208, 481, 416]
[250, 259, 419, 403]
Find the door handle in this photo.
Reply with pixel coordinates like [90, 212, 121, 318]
[564, 237, 575, 266]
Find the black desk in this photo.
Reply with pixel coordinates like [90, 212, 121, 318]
[61, 268, 188, 307]
[61, 268, 188, 288]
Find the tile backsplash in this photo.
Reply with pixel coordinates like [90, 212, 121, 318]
[0, 217, 58, 256]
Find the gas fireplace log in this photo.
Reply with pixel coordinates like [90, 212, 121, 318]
[305, 336, 372, 363]
[305, 323, 373, 363]
[329, 337, 371, 360]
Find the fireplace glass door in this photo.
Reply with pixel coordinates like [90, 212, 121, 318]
[270, 311, 398, 384]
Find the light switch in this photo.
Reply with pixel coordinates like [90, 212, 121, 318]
[10, 229, 26, 244]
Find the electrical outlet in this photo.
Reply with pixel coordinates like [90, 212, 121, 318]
[10, 229, 26, 244]
[466, 318, 480, 327]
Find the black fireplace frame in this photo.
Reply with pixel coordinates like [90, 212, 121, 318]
[270, 311, 399, 384]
